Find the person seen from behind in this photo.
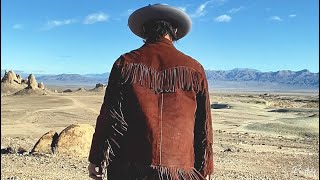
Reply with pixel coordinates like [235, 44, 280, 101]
[88, 4, 213, 180]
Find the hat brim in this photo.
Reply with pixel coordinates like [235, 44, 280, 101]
[128, 4, 192, 40]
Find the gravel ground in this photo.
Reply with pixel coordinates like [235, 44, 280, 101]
[1, 131, 318, 180]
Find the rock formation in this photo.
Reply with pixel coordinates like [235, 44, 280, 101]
[13, 74, 50, 95]
[76, 88, 86, 91]
[1, 70, 26, 95]
[27, 74, 38, 89]
[95, 83, 105, 88]
[1, 70, 19, 84]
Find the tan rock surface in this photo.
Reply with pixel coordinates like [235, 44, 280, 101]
[31, 130, 58, 154]
[1, 70, 27, 95]
[38, 82, 45, 89]
[27, 74, 38, 89]
[55, 124, 95, 157]
[1, 70, 17, 84]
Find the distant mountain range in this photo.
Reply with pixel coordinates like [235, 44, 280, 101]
[205, 68, 319, 88]
[36, 73, 109, 84]
[1, 69, 318, 90]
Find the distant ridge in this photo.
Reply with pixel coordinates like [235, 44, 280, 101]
[1, 69, 318, 89]
[205, 69, 319, 88]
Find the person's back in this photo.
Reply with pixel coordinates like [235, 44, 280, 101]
[88, 4, 213, 180]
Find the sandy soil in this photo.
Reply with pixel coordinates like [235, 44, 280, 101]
[1, 88, 319, 180]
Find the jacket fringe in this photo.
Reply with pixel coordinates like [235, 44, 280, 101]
[203, 79, 214, 178]
[103, 162, 206, 180]
[133, 164, 206, 180]
[116, 61, 205, 94]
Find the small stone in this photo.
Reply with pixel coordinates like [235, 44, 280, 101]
[17, 147, 28, 154]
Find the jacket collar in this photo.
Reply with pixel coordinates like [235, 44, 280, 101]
[145, 36, 174, 47]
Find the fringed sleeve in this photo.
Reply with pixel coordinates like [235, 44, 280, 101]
[88, 59, 123, 165]
[194, 67, 214, 178]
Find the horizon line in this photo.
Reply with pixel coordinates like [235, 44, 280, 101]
[1, 68, 319, 76]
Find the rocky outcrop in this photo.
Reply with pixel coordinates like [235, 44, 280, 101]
[89, 83, 106, 92]
[1, 70, 19, 84]
[1, 70, 26, 95]
[76, 88, 86, 91]
[27, 74, 38, 89]
[14, 74, 50, 95]
[95, 83, 105, 88]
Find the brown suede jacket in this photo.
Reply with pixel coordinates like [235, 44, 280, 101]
[89, 37, 213, 180]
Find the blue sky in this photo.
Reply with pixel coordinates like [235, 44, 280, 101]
[1, 0, 319, 74]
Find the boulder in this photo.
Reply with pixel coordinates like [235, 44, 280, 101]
[31, 130, 59, 154]
[55, 124, 95, 157]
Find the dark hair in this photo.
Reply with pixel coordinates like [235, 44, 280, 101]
[142, 19, 178, 42]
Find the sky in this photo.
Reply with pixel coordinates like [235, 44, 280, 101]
[1, 0, 319, 74]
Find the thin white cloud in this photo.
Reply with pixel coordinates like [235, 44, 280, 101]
[44, 19, 77, 30]
[190, 0, 213, 18]
[189, 0, 227, 18]
[83, 12, 109, 24]
[214, 14, 232, 22]
[227, 6, 244, 14]
[12, 24, 23, 30]
[288, 14, 297, 18]
[269, 16, 283, 21]
[178, 6, 187, 12]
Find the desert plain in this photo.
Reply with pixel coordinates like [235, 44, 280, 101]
[1, 83, 319, 179]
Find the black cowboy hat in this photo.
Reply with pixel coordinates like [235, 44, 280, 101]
[128, 4, 192, 40]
